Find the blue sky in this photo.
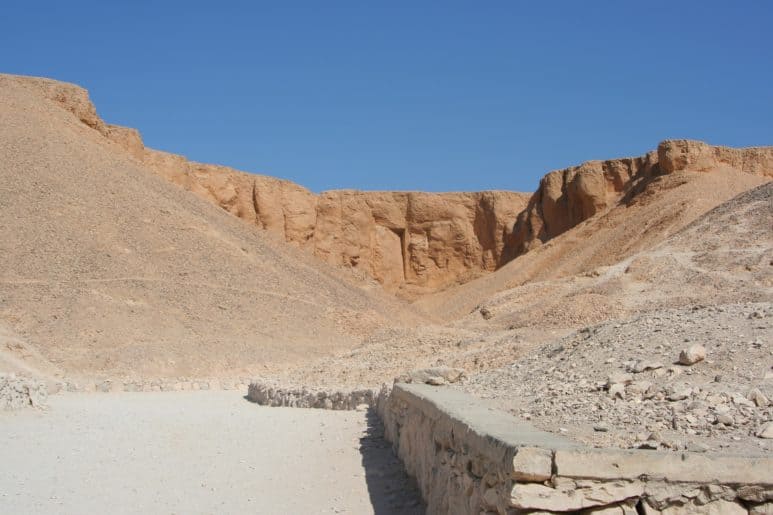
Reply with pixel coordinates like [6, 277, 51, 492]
[2, 1, 771, 192]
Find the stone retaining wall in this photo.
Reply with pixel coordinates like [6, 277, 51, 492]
[1, 374, 47, 410]
[377, 383, 773, 514]
[54, 378, 253, 394]
[246, 381, 376, 410]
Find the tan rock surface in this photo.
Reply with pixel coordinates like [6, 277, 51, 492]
[419, 145, 772, 322]
[507, 140, 773, 260]
[146, 158, 529, 296]
[91, 115, 531, 296]
[0, 74, 424, 379]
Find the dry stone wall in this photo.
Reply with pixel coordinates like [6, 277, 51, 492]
[246, 381, 376, 410]
[377, 383, 773, 515]
[1, 374, 47, 410]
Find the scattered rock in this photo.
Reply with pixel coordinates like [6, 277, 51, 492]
[607, 373, 634, 387]
[407, 367, 466, 385]
[678, 344, 706, 366]
[479, 306, 493, 320]
[631, 361, 664, 373]
[757, 422, 773, 439]
[748, 388, 770, 407]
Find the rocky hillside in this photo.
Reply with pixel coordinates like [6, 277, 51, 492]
[143, 155, 529, 296]
[0, 74, 424, 380]
[152, 158, 529, 296]
[9, 74, 771, 302]
[507, 139, 773, 259]
[5, 73, 528, 296]
[420, 145, 772, 320]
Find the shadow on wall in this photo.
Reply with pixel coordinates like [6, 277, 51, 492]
[359, 408, 425, 515]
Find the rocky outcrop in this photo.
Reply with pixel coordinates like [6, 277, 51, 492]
[21, 75, 772, 295]
[127, 141, 529, 295]
[508, 140, 773, 258]
[6, 75, 108, 134]
[658, 139, 773, 176]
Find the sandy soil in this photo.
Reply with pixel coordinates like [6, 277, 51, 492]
[0, 391, 423, 515]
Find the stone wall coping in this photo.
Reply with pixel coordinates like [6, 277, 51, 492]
[392, 383, 579, 460]
[393, 383, 773, 486]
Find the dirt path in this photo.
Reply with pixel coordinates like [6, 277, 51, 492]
[0, 391, 423, 514]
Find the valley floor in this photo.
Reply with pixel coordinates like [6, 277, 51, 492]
[0, 391, 423, 515]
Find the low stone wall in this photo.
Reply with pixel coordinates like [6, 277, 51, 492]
[56, 378, 252, 393]
[377, 383, 773, 514]
[246, 381, 376, 410]
[1, 374, 47, 410]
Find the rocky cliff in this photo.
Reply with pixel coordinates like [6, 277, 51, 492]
[507, 140, 773, 258]
[17, 75, 772, 297]
[140, 149, 528, 295]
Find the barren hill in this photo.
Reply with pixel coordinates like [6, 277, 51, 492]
[2, 73, 771, 387]
[0, 74, 424, 380]
[78, 96, 531, 297]
[418, 141, 772, 321]
[271, 182, 773, 396]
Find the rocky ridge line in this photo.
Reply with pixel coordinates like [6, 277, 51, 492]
[12, 74, 773, 297]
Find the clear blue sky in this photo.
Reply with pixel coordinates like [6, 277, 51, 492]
[3, 1, 771, 192]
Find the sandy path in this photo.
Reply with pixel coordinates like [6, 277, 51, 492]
[0, 391, 423, 514]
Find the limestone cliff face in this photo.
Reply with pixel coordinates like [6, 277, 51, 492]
[310, 190, 527, 294]
[139, 151, 528, 294]
[507, 140, 773, 259]
[26, 75, 772, 295]
[106, 133, 528, 295]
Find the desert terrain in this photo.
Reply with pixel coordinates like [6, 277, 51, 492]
[1, 74, 772, 513]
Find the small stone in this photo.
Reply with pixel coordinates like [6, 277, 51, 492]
[609, 383, 625, 399]
[732, 393, 756, 408]
[686, 442, 710, 453]
[511, 447, 553, 482]
[714, 414, 734, 426]
[757, 422, 773, 439]
[748, 388, 770, 407]
[667, 387, 692, 401]
[628, 380, 652, 395]
[593, 424, 609, 432]
[749, 502, 773, 515]
[607, 372, 633, 387]
[632, 360, 664, 373]
[679, 344, 706, 365]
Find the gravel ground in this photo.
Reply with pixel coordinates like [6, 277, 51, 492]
[460, 302, 773, 455]
[0, 391, 422, 515]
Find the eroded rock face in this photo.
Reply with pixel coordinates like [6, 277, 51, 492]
[508, 140, 773, 259]
[130, 144, 529, 294]
[27, 76, 773, 295]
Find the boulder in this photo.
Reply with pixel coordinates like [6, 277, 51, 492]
[678, 344, 706, 366]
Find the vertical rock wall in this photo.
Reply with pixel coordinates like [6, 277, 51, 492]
[24, 76, 772, 295]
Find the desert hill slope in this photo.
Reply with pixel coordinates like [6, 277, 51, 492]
[271, 182, 773, 392]
[418, 141, 772, 321]
[0, 74, 530, 298]
[0, 74, 424, 380]
[453, 180, 773, 330]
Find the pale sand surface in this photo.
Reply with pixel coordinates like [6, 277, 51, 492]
[0, 391, 423, 515]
